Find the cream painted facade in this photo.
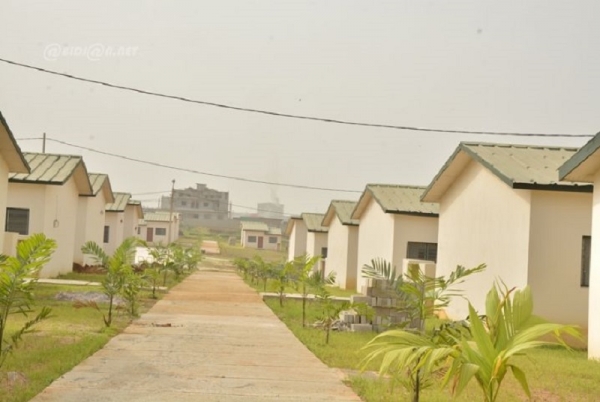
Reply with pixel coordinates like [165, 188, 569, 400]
[0, 158, 8, 253]
[590, 172, 600, 357]
[74, 192, 110, 266]
[356, 198, 438, 292]
[144, 214, 180, 245]
[123, 204, 143, 239]
[326, 216, 359, 290]
[436, 161, 591, 327]
[104, 211, 125, 255]
[287, 219, 308, 261]
[7, 180, 81, 277]
[306, 231, 328, 272]
[241, 230, 281, 250]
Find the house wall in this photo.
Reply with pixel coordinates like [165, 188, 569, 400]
[146, 221, 171, 245]
[123, 205, 142, 240]
[104, 212, 125, 255]
[0, 158, 8, 252]
[306, 231, 327, 272]
[356, 198, 395, 292]
[74, 193, 108, 265]
[242, 230, 281, 250]
[391, 214, 439, 271]
[436, 161, 532, 319]
[528, 191, 592, 327]
[326, 217, 359, 290]
[590, 172, 600, 359]
[288, 220, 308, 261]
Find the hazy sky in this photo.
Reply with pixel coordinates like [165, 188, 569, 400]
[1, 1, 599, 216]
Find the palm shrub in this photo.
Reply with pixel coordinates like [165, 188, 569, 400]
[0, 234, 56, 368]
[443, 283, 579, 401]
[81, 237, 140, 327]
[361, 259, 485, 402]
[290, 254, 322, 327]
[270, 261, 294, 307]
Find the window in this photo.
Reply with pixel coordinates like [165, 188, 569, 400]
[155, 228, 167, 236]
[103, 225, 110, 243]
[137, 227, 141, 235]
[203, 202, 209, 207]
[269, 236, 278, 244]
[181, 201, 187, 206]
[193, 214, 199, 219]
[582, 236, 591, 287]
[248, 236, 257, 243]
[407, 242, 438, 262]
[6, 208, 29, 235]
[321, 247, 328, 258]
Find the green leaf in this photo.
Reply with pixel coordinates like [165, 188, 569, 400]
[509, 364, 531, 398]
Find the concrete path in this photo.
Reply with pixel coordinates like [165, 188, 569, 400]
[201, 240, 221, 255]
[31, 267, 360, 402]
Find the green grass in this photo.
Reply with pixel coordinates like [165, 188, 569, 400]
[263, 297, 600, 402]
[1, 269, 194, 402]
[57, 272, 106, 283]
[219, 243, 286, 263]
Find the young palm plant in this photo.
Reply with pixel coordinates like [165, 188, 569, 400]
[81, 237, 140, 327]
[0, 234, 56, 368]
[361, 259, 485, 402]
[290, 254, 322, 327]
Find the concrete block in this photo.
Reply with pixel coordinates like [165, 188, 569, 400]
[351, 323, 373, 332]
[351, 295, 371, 304]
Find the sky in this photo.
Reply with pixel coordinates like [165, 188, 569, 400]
[1, 1, 600, 216]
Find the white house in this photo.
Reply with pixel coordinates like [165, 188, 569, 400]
[123, 199, 143, 239]
[74, 173, 114, 266]
[104, 192, 132, 255]
[559, 136, 600, 358]
[321, 200, 359, 290]
[351, 184, 439, 293]
[422, 142, 591, 329]
[7, 152, 93, 277]
[285, 216, 308, 261]
[0, 112, 30, 254]
[240, 221, 282, 250]
[143, 211, 180, 245]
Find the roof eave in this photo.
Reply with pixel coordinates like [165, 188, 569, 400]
[511, 183, 593, 193]
[350, 187, 373, 220]
[559, 134, 600, 183]
[0, 112, 30, 174]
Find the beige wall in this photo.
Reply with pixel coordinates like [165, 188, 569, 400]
[288, 220, 307, 261]
[392, 214, 439, 271]
[7, 180, 80, 277]
[146, 221, 171, 245]
[589, 172, 600, 358]
[0, 158, 8, 252]
[242, 230, 281, 250]
[356, 197, 396, 292]
[123, 205, 142, 239]
[528, 191, 591, 327]
[74, 193, 108, 265]
[326, 217, 359, 290]
[307, 231, 327, 259]
[436, 161, 532, 319]
[104, 212, 125, 255]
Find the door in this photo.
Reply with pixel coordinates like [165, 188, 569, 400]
[147, 227, 154, 242]
[257, 236, 264, 249]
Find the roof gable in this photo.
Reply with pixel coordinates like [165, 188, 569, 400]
[9, 152, 92, 195]
[352, 184, 438, 219]
[322, 200, 359, 227]
[302, 213, 328, 233]
[106, 192, 132, 212]
[144, 211, 179, 222]
[241, 221, 269, 232]
[559, 133, 600, 183]
[422, 142, 591, 202]
[284, 216, 303, 236]
[87, 173, 115, 203]
[0, 112, 29, 174]
[127, 199, 144, 218]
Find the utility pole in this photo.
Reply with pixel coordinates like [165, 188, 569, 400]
[168, 179, 175, 244]
[42, 133, 46, 153]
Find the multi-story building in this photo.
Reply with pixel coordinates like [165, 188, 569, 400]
[160, 183, 231, 229]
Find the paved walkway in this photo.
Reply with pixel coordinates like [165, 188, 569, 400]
[31, 267, 360, 402]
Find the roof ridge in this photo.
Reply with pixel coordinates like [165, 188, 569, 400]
[461, 142, 580, 152]
[23, 151, 84, 159]
[367, 183, 427, 189]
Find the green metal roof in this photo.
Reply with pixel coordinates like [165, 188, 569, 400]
[241, 221, 269, 232]
[322, 200, 359, 226]
[9, 152, 92, 195]
[422, 142, 591, 202]
[87, 173, 115, 203]
[145, 211, 178, 222]
[302, 213, 328, 233]
[352, 184, 438, 219]
[268, 227, 282, 236]
[0, 111, 29, 174]
[106, 192, 131, 212]
[559, 133, 600, 183]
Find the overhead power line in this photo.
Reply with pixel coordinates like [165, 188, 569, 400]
[0, 57, 593, 138]
[38, 137, 362, 193]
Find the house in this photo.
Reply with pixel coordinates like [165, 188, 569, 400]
[351, 184, 439, 293]
[123, 199, 143, 239]
[240, 221, 282, 250]
[0, 112, 29, 254]
[74, 173, 114, 266]
[7, 152, 93, 277]
[143, 211, 181, 245]
[422, 142, 591, 329]
[302, 213, 328, 272]
[285, 216, 308, 261]
[104, 192, 132, 255]
[559, 135, 600, 358]
[321, 200, 359, 290]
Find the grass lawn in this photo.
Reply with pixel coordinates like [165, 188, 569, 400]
[219, 243, 286, 263]
[243, 274, 359, 298]
[1, 270, 190, 402]
[264, 298, 600, 402]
